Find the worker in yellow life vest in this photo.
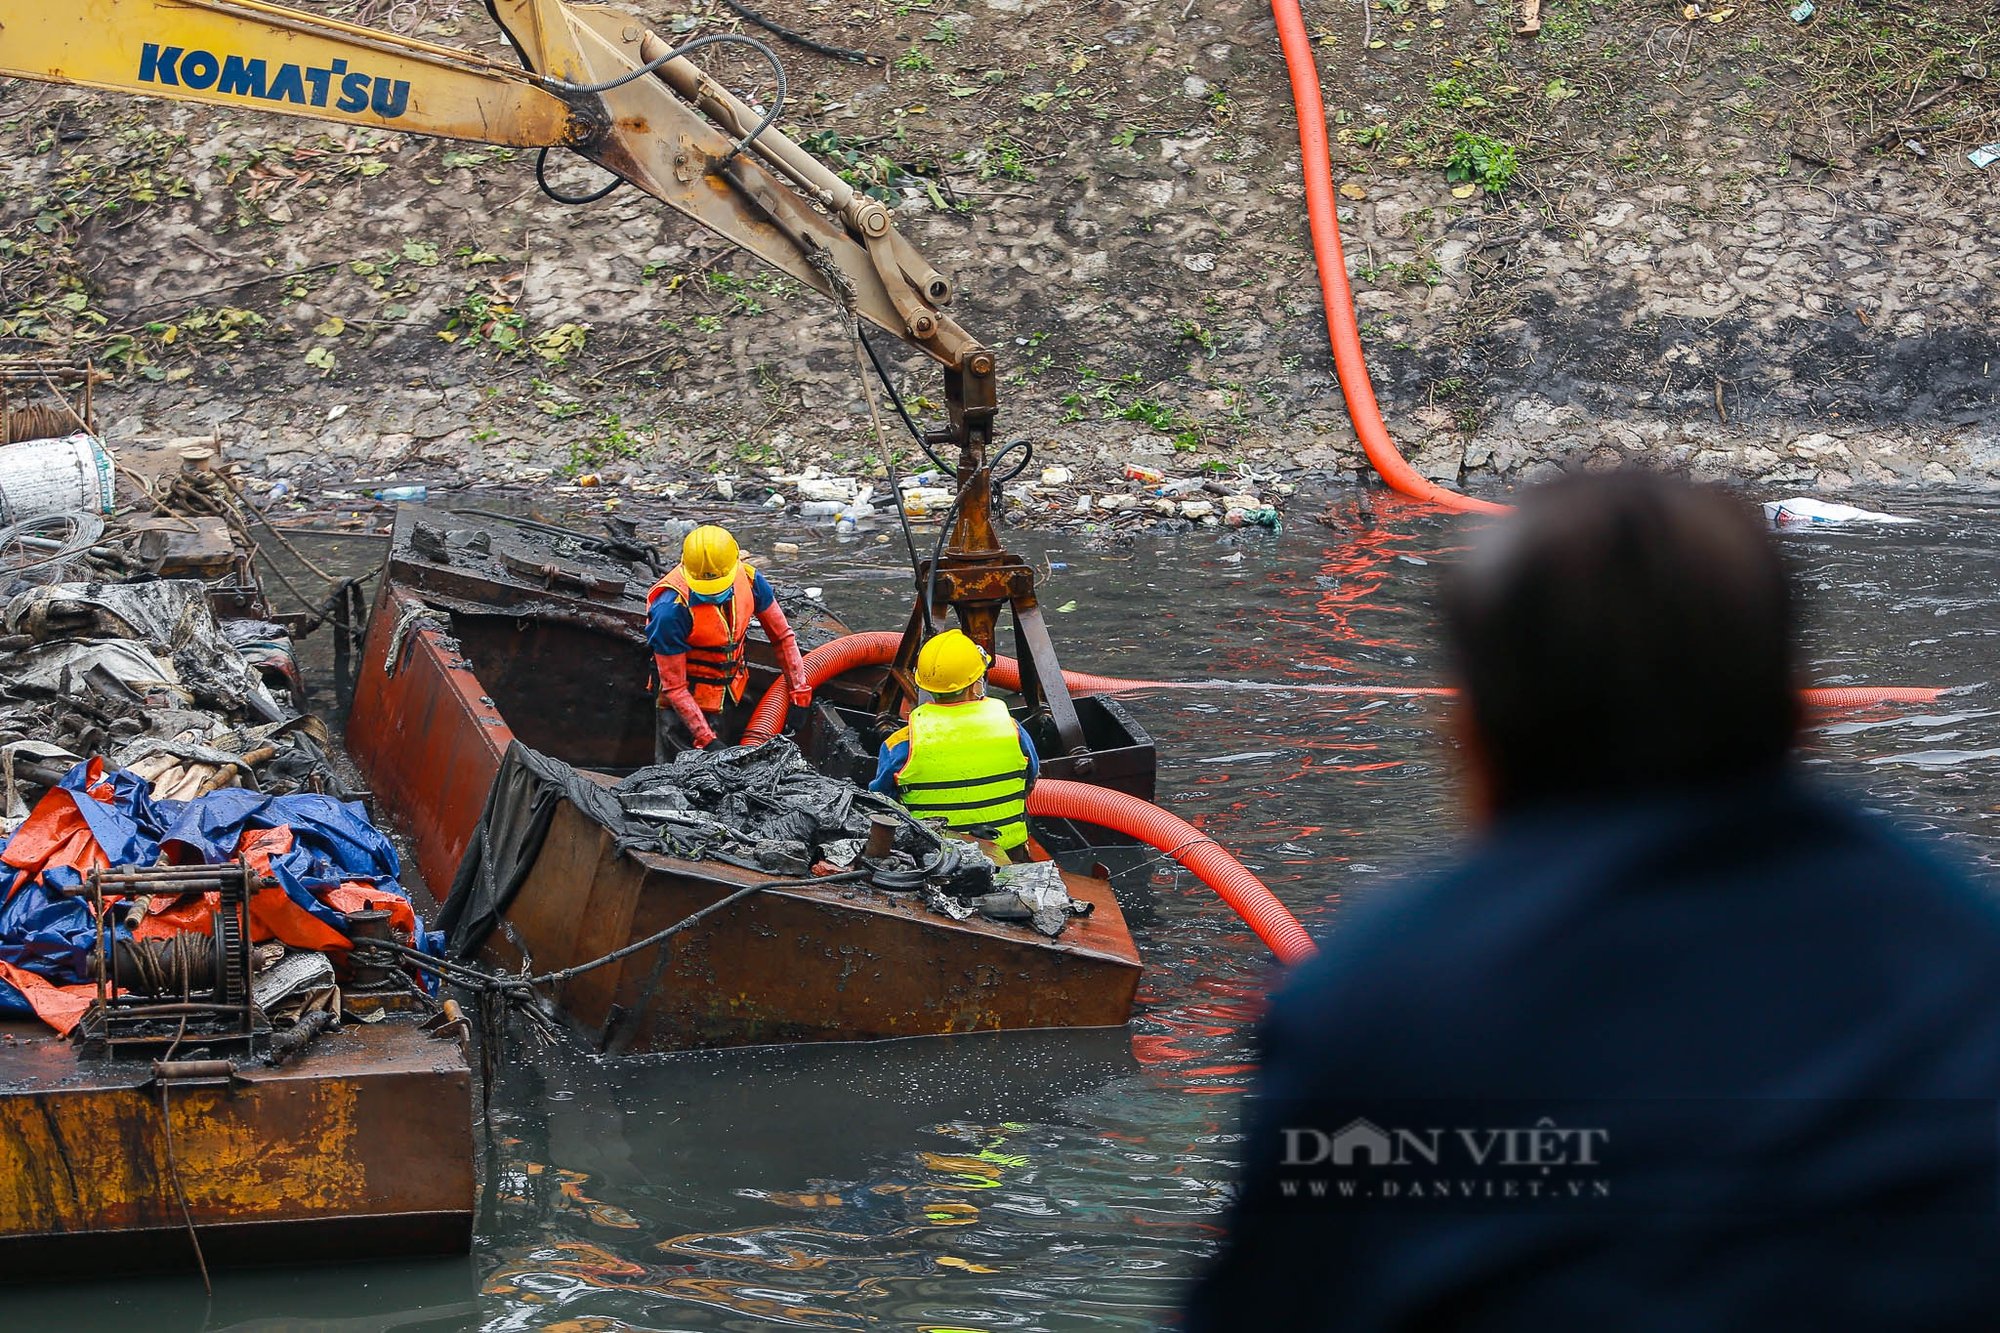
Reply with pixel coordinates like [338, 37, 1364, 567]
[646, 524, 811, 760]
[870, 628, 1040, 857]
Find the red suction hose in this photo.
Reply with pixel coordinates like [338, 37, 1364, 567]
[1272, 0, 1507, 515]
[1800, 686, 1944, 708]
[739, 633, 1317, 961]
[742, 631, 904, 743]
[1028, 778, 1317, 964]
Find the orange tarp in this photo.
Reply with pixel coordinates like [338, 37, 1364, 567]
[0, 959, 96, 1036]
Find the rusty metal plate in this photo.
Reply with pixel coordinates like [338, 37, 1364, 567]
[346, 584, 516, 895]
[0, 1019, 473, 1276]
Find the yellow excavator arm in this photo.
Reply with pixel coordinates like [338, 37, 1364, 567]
[1, 0, 1079, 743]
[0, 0, 996, 462]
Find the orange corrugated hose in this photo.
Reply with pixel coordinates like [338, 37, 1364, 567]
[739, 632, 1461, 743]
[1028, 779, 1317, 964]
[1272, 0, 1508, 515]
[738, 632, 1318, 962]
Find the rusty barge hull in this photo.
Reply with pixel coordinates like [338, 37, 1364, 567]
[494, 794, 1139, 1052]
[0, 1019, 474, 1276]
[346, 508, 843, 893]
[346, 507, 1143, 1052]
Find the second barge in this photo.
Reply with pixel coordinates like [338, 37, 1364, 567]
[347, 506, 1154, 1053]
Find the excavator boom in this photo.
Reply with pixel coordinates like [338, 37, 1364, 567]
[0, 0, 1094, 760]
[0, 0, 985, 383]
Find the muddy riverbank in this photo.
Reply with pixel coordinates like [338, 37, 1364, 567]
[1, 1, 1994, 519]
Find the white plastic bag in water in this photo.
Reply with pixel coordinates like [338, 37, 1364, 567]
[1763, 497, 1914, 528]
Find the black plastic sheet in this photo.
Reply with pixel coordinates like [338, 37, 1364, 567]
[437, 739, 995, 958]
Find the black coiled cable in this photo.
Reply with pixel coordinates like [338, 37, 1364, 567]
[535, 32, 788, 207]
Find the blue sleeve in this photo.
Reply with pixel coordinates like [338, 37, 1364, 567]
[749, 569, 776, 615]
[646, 594, 693, 656]
[871, 735, 911, 794]
[1018, 725, 1040, 785]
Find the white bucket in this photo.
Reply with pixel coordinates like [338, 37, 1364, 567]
[0, 433, 116, 526]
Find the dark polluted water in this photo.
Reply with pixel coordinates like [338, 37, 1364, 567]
[26, 486, 2000, 1331]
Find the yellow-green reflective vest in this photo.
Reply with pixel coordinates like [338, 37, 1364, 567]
[897, 696, 1032, 851]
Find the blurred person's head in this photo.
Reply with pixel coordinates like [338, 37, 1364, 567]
[1441, 471, 1801, 818]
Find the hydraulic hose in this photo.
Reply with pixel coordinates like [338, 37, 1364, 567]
[1272, 0, 1507, 515]
[1028, 779, 1317, 964]
[739, 632, 1941, 741]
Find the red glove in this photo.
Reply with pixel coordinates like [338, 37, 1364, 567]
[757, 602, 812, 707]
[654, 652, 716, 748]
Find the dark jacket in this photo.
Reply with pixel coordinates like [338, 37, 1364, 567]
[1186, 776, 2000, 1331]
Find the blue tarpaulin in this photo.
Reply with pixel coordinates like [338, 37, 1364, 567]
[0, 761, 436, 1019]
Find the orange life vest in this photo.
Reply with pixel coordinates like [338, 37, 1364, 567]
[648, 564, 757, 713]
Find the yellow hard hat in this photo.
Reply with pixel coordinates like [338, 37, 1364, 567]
[915, 628, 990, 695]
[680, 524, 740, 596]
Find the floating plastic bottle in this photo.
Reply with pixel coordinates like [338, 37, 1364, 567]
[369, 485, 427, 502]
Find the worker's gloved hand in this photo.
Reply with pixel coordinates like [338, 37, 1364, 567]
[693, 726, 719, 750]
[766, 621, 812, 711]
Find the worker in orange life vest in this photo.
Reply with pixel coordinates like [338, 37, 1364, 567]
[646, 524, 811, 760]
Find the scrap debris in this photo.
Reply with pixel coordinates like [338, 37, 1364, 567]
[0, 358, 442, 1049]
[440, 738, 1092, 962]
[614, 741, 1091, 933]
[739, 459, 1292, 535]
[0, 560, 344, 822]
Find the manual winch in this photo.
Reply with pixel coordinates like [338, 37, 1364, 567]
[67, 860, 266, 1060]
